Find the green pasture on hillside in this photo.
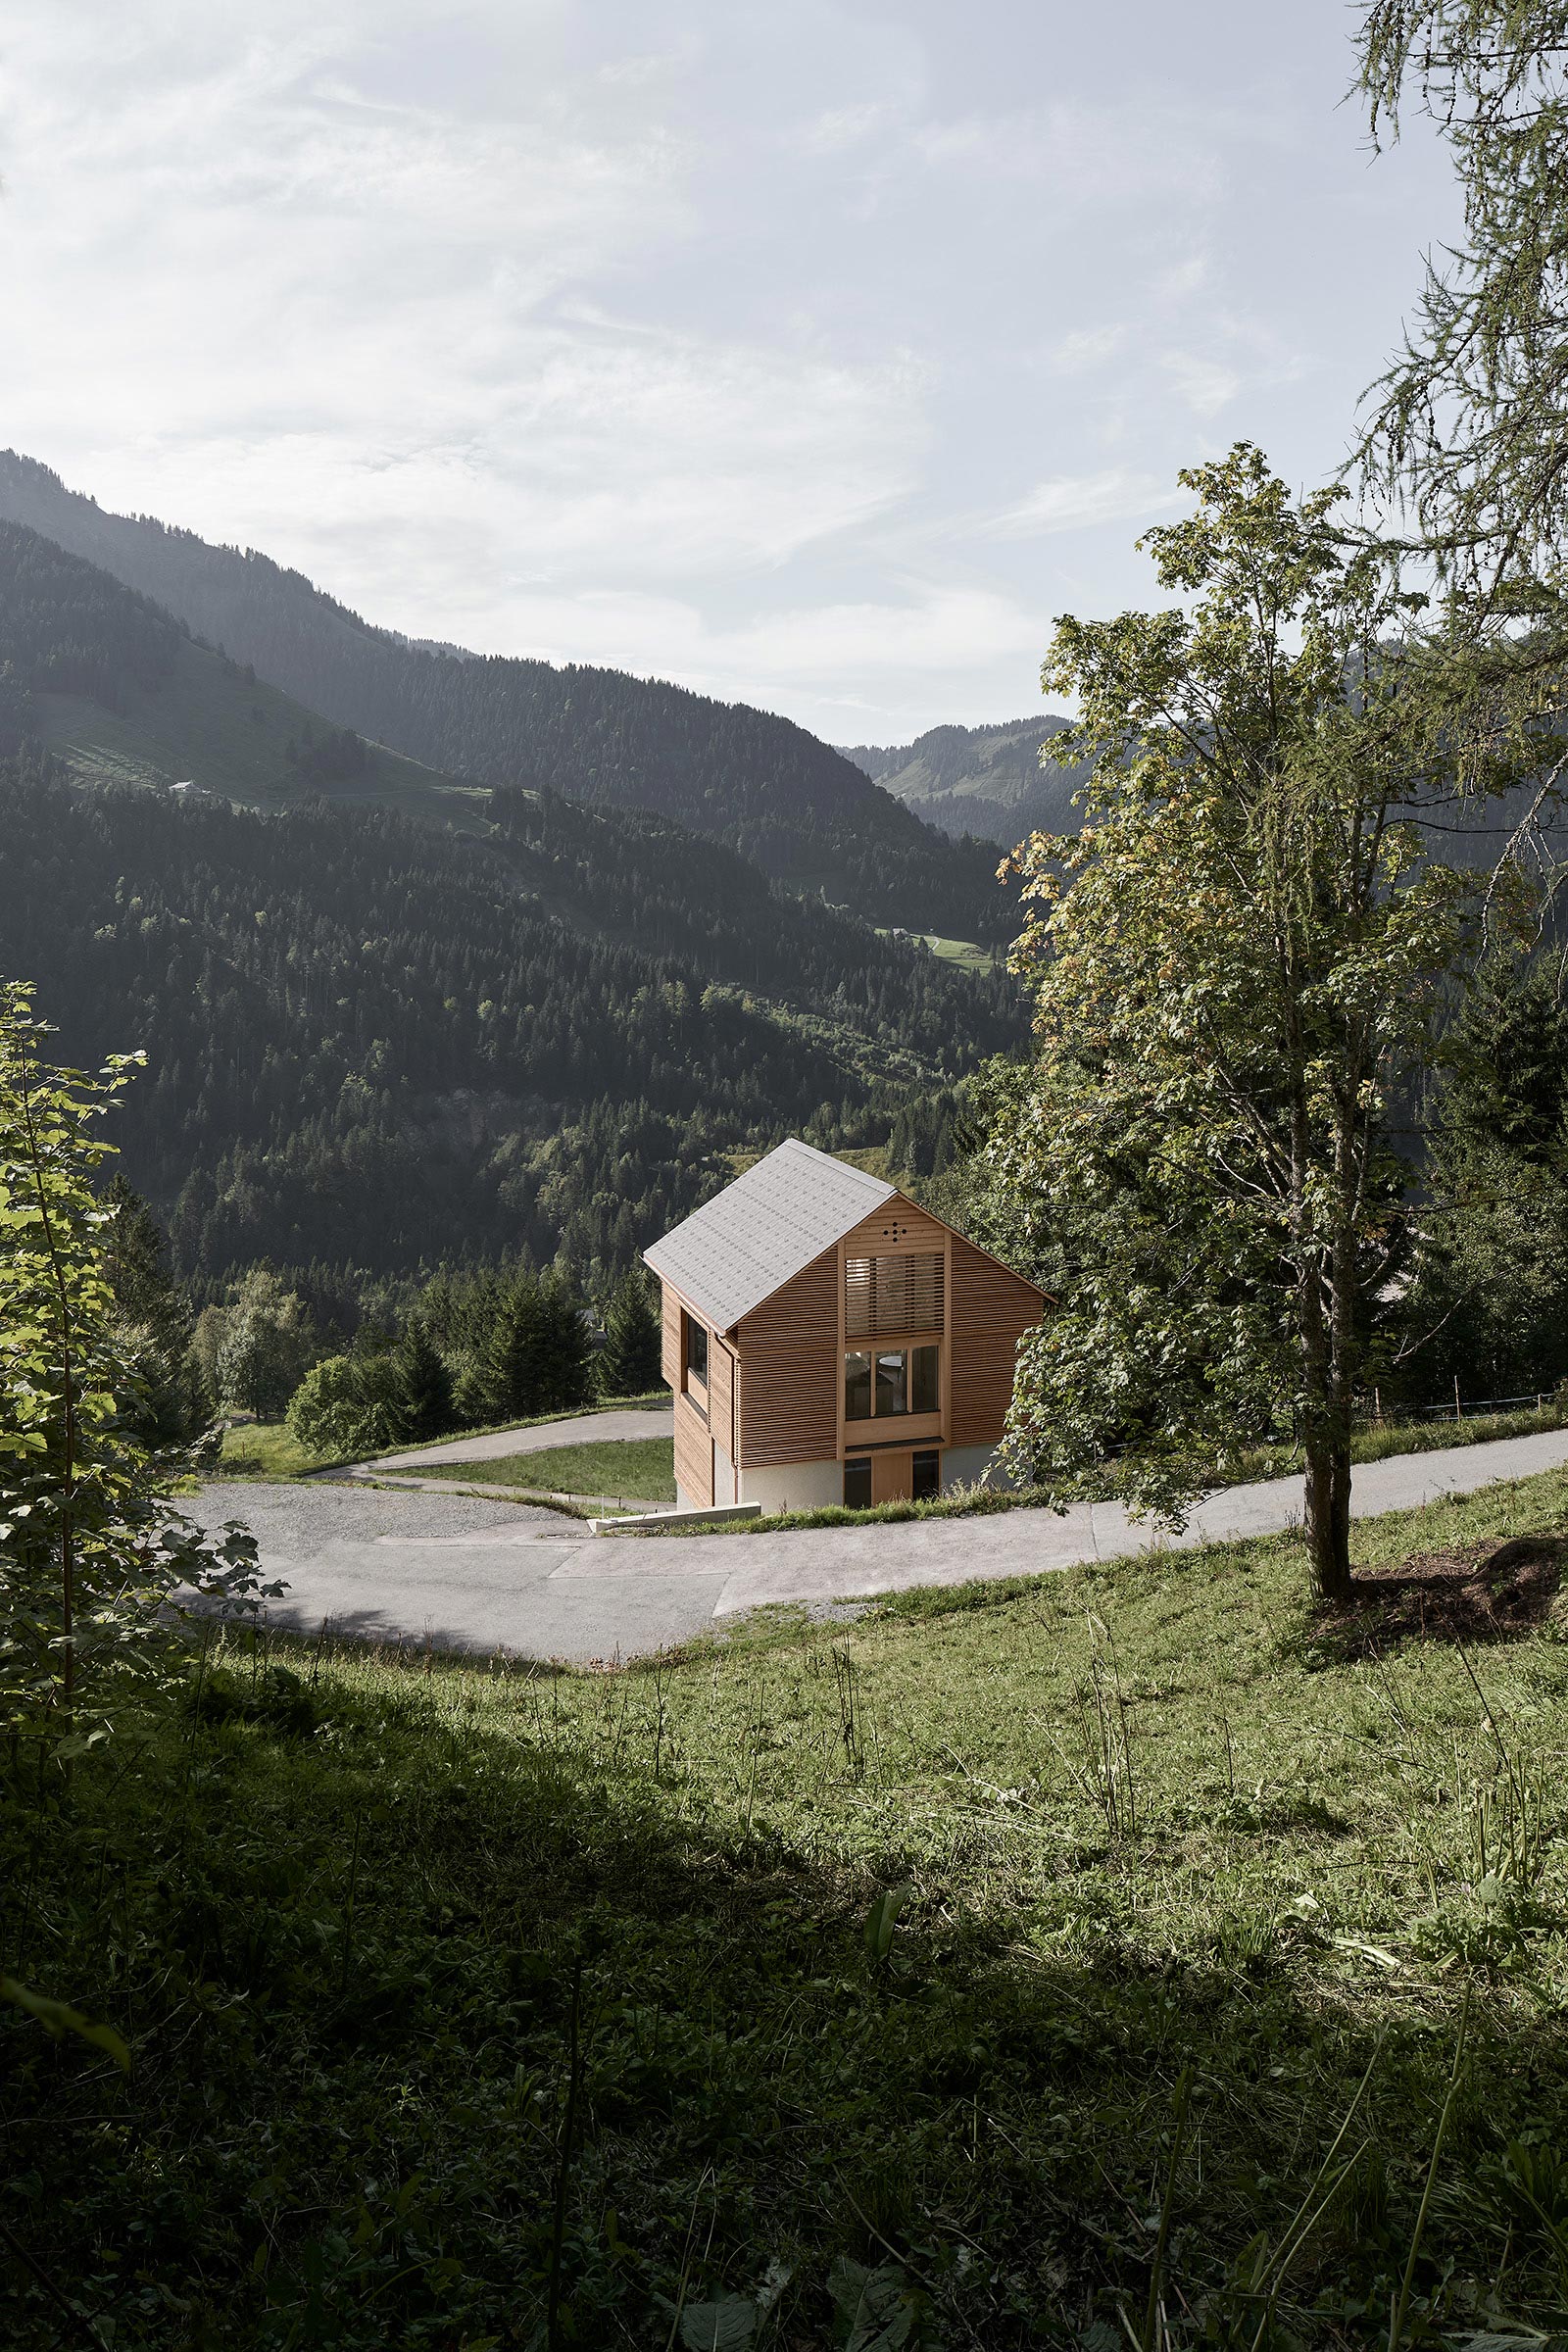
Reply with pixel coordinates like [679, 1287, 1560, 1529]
[421, 1434, 676, 1503]
[10, 1466, 1568, 2343]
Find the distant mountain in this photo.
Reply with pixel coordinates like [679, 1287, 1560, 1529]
[0, 452, 1014, 943]
[837, 716, 1093, 846]
[0, 522, 1021, 1279]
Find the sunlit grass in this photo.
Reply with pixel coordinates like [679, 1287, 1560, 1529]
[419, 1434, 675, 1503]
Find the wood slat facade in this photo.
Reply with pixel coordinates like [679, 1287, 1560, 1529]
[733, 1249, 838, 1468]
[650, 1151, 1046, 1506]
[947, 1233, 1041, 1449]
[672, 1388, 712, 1507]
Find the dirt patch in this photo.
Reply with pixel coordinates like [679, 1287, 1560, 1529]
[1314, 1535, 1566, 1657]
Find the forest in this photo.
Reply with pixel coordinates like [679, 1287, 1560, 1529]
[0, 455, 1012, 941]
[0, 758, 1010, 1289]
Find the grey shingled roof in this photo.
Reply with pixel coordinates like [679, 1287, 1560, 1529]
[644, 1138, 895, 1333]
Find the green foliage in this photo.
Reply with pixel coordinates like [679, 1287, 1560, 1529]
[102, 1174, 210, 1447]
[215, 1268, 318, 1418]
[481, 1271, 596, 1423]
[392, 1318, 454, 1444]
[284, 1355, 400, 1463]
[598, 1270, 663, 1399]
[983, 446, 1537, 1596]
[0, 983, 269, 1748]
[1403, 956, 1568, 1396]
[0, 762, 1019, 1283]
[1356, 2, 1568, 603]
[9, 1466, 1568, 2344]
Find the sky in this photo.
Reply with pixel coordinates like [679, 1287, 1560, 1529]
[0, 2, 1461, 743]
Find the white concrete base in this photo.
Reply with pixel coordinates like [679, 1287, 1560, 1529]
[940, 1443, 1012, 1494]
[738, 1458, 843, 1513]
[591, 1500, 761, 1537]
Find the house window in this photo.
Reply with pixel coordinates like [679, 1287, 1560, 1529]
[683, 1315, 709, 1393]
[910, 1344, 938, 1413]
[843, 1350, 872, 1421]
[844, 1455, 872, 1508]
[844, 1342, 938, 1421]
[912, 1448, 941, 1500]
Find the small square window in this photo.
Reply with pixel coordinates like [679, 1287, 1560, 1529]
[912, 1448, 941, 1500]
[844, 1456, 872, 1509]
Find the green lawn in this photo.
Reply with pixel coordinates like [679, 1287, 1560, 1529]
[213, 1396, 671, 1484]
[421, 1434, 676, 1503]
[12, 1466, 1568, 2343]
[213, 1418, 341, 1480]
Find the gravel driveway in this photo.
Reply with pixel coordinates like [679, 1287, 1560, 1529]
[188, 1427, 1568, 1665]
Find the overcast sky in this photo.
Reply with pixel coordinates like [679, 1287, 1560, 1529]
[2, 3, 1459, 742]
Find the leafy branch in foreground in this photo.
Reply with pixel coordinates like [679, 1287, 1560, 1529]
[986, 445, 1548, 1600]
[0, 979, 277, 1759]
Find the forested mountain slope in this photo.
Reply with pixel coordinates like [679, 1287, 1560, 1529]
[0, 518, 489, 827]
[0, 452, 1010, 940]
[837, 716, 1092, 845]
[0, 761, 1015, 1281]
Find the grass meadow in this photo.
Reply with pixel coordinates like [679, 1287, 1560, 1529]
[420, 1435, 677, 1504]
[9, 1467, 1568, 2344]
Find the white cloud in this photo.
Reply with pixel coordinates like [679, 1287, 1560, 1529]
[982, 471, 1183, 539]
[0, 0, 1467, 738]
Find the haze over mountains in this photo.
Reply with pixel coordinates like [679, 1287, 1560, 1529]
[837, 717, 1093, 846]
[0, 478, 1018, 1287]
[0, 451, 1009, 944]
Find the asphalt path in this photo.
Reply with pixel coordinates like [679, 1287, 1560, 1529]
[188, 1426, 1568, 1664]
[368, 1403, 673, 1471]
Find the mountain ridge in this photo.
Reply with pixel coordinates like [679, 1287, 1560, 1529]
[0, 451, 1014, 941]
[836, 714, 1092, 845]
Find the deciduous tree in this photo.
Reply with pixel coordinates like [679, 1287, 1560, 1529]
[989, 448, 1544, 1599]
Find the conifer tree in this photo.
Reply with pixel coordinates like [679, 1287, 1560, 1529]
[599, 1271, 663, 1397]
[395, 1318, 455, 1444]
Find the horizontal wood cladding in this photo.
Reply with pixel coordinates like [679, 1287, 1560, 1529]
[710, 1338, 737, 1462]
[734, 1246, 839, 1467]
[948, 1235, 1044, 1450]
[840, 1200, 951, 1259]
[661, 1281, 682, 1389]
[673, 1392, 712, 1506]
[844, 1250, 944, 1339]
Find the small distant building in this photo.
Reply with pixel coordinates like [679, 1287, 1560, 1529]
[644, 1138, 1045, 1512]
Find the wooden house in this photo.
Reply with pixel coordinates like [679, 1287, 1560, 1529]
[644, 1138, 1045, 1512]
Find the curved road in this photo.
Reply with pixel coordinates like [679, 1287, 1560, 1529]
[187, 1424, 1568, 1664]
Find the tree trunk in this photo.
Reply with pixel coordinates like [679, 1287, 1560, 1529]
[1303, 1436, 1353, 1602]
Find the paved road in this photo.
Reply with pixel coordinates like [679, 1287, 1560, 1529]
[189, 1427, 1568, 1664]
[368, 1403, 673, 1472]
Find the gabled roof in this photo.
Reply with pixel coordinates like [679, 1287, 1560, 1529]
[644, 1138, 894, 1333]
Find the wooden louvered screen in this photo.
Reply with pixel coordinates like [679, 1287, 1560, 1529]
[844, 1251, 944, 1338]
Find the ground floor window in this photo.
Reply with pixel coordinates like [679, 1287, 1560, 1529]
[912, 1447, 941, 1500]
[844, 1455, 871, 1508]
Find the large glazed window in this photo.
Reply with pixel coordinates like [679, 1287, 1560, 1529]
[845, 1342, 939, 1421]
[844, 1251, 943, 1338]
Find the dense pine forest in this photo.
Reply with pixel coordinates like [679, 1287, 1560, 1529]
[0, 759, 1013, 1284]
[0, 454, 1010, 940]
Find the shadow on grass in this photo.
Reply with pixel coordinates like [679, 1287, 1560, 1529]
[1314, 1534, 1568, 1660]
[5, 1628, 1568, 2350]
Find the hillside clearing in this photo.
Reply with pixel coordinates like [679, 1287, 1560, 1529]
[11, 1465, 1568, 2344]
[419, 1434, 676, 1502]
